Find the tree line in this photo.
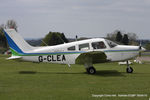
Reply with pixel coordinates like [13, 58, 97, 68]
[41, 32, 68, 46]
[0, 20, 18, 49]
[106, 30, 138, 45]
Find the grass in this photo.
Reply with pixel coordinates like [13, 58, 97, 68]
[0, 55, 150, 100]
[142, 52, 150, 57]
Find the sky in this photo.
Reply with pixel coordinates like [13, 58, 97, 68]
[0, 0, 150, 39]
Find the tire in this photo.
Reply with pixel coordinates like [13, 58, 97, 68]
[126, 67, 133, 73]
[87, 67, 96, 74]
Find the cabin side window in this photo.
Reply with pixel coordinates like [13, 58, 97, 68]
[92, 41, 106, 49]
[79, 43, 89, 51]
[68, 46, 76, 51]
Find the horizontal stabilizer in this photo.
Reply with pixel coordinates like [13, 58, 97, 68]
[7, 56, 22, 60]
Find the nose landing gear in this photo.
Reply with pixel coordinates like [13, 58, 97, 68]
[126, 61, 133, 73]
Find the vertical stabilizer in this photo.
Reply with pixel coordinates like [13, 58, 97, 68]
[3, 29, 34, 55]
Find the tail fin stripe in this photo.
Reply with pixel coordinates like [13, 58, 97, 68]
[3, 30, 24, 54]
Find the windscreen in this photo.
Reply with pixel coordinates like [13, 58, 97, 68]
[106, 39, 118, 48]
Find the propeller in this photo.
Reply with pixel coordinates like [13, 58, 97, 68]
[139, 41, 142, 49]
[138, 41, 142, 57]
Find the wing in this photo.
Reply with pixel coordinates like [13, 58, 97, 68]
[75, 51, 108, 65]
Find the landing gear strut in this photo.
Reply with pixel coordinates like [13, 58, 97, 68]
[126, 61, 133, 73]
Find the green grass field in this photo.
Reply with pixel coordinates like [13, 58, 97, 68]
[0, 55, 150, 100]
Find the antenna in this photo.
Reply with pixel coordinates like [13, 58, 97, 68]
[41, 40, 48, 46]
[76, 35, 78, 41]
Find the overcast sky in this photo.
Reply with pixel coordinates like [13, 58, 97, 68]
[0, 0, 150, 39]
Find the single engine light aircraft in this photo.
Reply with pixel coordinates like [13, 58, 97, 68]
[3, 29, 145, 74]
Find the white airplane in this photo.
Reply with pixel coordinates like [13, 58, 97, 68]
[3, 29, 145, 74]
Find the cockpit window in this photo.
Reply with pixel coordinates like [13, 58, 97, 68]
[106, 39, 118, 48]
[92, 41, 106, 49]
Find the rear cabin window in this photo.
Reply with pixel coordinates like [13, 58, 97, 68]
[79, 43, 89, 51]
[68, 46, 75, 51]
[92, 41, 106, 49]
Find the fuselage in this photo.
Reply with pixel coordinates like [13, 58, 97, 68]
[21, 38, 141, 64]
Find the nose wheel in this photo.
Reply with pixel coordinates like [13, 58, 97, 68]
[126, 67, 133, 73]
[126, 61, 133, 73]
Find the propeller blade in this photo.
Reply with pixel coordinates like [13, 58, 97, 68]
[139, 40, 142, 57]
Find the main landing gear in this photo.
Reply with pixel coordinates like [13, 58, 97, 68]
[86, 66, 96, 74]
[84, 63, 96, 74]
[126, 61, 133, 73]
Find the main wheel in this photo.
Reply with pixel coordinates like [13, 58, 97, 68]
[86, 67, 96, 74]
[126, 67, 133, 73]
